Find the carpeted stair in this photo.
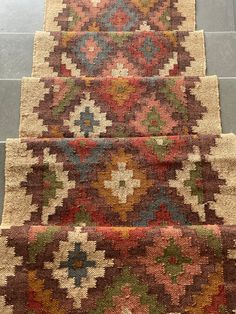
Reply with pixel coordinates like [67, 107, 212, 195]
[0, 0, 236, 313]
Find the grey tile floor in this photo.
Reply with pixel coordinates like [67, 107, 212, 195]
[0, 0, 236, 220]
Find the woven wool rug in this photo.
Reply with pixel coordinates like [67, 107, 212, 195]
[1, 0, 236, 312]
[44, 0, 196, 32]
[0, 225, 235, 312]
[3, 134, 236, 226]
[20, 76, 221, 138]
[32, 31, 205, 77]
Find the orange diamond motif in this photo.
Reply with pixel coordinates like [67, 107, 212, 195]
[92, 148, 153, 221]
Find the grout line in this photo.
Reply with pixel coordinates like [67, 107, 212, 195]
[233, 0, 236, 31]
[0, 32, 34, 35]
[0, 79, 21, 81]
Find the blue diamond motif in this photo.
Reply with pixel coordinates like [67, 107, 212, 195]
[72, 33, 111, 75]
[60, 243, 96, 287]
[74, 106, 100, 138]
[139, 37, 160, 62]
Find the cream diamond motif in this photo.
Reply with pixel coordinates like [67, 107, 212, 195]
[104, 162, 141, 204]
[112, 63, 129, 77]
[44, 228, 114, 310]
[64, 92, 112, 137]
[91, 0, 101, 7]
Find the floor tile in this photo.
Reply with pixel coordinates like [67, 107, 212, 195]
[197, 0, 235, 31]
[0, 80, 21, 141]
[219, 78, 236, 133]
[0, 0, 44, 33]
[0, 34, 34, 79]
[234, 0, 236, 31]
[205, 32, 236, 77]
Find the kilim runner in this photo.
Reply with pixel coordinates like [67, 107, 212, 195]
[1, 0, 236, 312]
[3, 134, 236, 226]
[32, 31, 205, 77]
[20, 76, 221, 138]
[0, 225, 235, 312]
[44, 0, 196, 32]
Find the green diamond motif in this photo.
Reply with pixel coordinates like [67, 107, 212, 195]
[142, 106, 166, 135]
[159, 9, 171, 28]
[156, 238, 192, 283]
[43, 163, 63, 207]
[146, 137, 172, 160]
[90, 267, 166, 314]
[184, 162, 204, 204]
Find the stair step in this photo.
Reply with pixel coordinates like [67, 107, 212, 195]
[1, 0, 236, 32]
[2, 134, 236, 226]
[1, 33, 236, 79]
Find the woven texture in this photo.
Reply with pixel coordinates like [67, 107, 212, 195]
[44, 0, 196, 32]
[20, 76, 221, 138]
[32, 31, 206, 77]
[0, 225, 235, 312]
[3, 134, 236, 227]
[1, 0, 236, 312]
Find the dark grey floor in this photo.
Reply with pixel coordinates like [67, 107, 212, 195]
[0, 0, 236, 219]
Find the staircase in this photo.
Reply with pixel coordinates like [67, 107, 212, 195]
[0, 0, 236, 217]
[0, 0, 236, 312]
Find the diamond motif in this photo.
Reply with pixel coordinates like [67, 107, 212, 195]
[130, 96, 177, 136]
[92, 148, 153, 221]
[127, 32, 171, 74]
[72, 33, 111, 75]
[169, 146, 225, 223]
[104, 162, 141, 204]
[44, 228, 114, 310]
[93, 267, 163, 313]
[64, 92, 112, 137]
[139, 36, 160, 63]
[100, 0, 139, 31]
[156, 238, 192, 283]
[98, 78, 142, 121]
[23, 148, 76, 224]
[139, 227, 209, 305]
[184, 162, 204, 204]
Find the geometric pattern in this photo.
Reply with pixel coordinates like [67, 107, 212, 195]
[45, 0, 196, 32]
[1, 0, 236, 310]
[20, 76, 222, 138]
[3, 134, 236, 227]
[0, 225, 235, 313]
[32, 31, 206, 77]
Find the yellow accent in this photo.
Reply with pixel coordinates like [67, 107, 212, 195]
[111, 227, 135, 238]
[28, 270, 66, 314]
[186, 264, 225, 313]
[107, 78, 136, 106]
[130, 0, 156, 15]
[61, 32, 76, 47]
[88, 22, 100, 32]
[164, 31, 177, 47]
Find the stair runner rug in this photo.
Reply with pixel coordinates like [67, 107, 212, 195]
[1, 0, 236, 312]
[3, 134, 236, 226]
[20, 76, 221, 138]
[44, 0, 196, 32]
[32, 31, 205, 77]
[0, 225, 235, 313]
